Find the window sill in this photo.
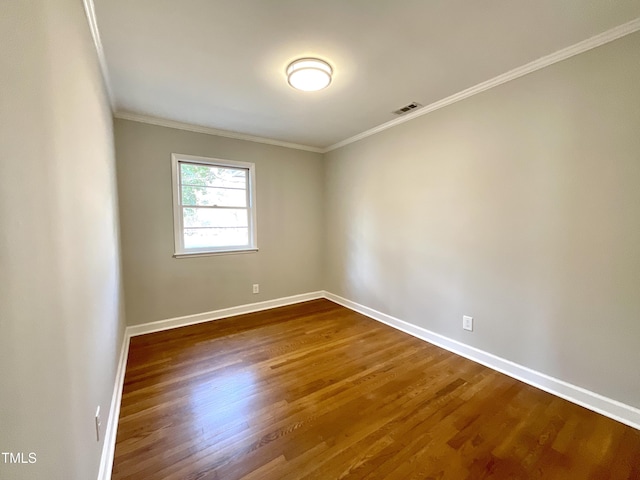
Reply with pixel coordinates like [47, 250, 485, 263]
[173, 248, 259, 259]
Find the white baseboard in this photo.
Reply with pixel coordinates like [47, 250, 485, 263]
[97, 332, 130, 480]
[126, 291, 325, 337]
[97, 288, 639, 478]
[96, 290, 325, 479]
[324, 291, 640, 431]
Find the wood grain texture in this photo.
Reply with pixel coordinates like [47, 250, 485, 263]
[111, 299, 640, 479]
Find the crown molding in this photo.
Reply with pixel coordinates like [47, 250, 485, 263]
[82, 0, 115, 111]
[84, 4, 639, 154]
[114, 112, 324, 153]
[324, 17, 640, 153]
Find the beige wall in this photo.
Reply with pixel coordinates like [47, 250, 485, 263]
[324, 32, 640, 409]
[2, 4, 637, 478]
[115, 120, 324, 325]
[0, 1, 125, 479]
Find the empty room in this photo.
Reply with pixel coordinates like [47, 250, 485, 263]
[2, 1, 640, 479]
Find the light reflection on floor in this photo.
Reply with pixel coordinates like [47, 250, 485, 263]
[187, 367, 259, 444]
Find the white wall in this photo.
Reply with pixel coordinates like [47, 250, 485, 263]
[0, 1, 125, 479]
[324, 32, 640, 409]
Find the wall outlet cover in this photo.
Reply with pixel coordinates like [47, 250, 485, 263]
[95, 406, 101, 442]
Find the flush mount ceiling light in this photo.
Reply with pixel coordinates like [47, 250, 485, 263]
[286, 58, 332, 91]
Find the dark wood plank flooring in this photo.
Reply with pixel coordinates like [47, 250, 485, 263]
[111, 299, 640, 479]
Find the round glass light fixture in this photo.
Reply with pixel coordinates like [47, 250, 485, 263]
[286, 58, 332, 91]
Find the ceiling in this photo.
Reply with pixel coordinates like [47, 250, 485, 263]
[94, 0, 640, 150]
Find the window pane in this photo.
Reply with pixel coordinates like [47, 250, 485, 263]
[181, 186, 246, 207]
[180, 162, 246, 188]
[184, 228, 249, 248]
[183, 207, 248, 228]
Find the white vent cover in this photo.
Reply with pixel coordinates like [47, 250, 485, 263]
[392, 102, 422, 115]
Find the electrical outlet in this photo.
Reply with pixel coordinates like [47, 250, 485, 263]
[252, 284, 259, 294]
[463, 315, 473, 331]
[95, 406, 101, 442]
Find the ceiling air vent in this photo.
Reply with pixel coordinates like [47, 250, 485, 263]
[392, 102, 422, 115]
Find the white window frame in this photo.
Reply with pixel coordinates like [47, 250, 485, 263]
[171, 153, 258, 257]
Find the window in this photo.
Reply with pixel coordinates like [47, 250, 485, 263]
[171, 153, 257, 257]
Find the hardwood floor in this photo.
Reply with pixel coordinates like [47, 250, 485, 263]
[111, 299, 640, 479]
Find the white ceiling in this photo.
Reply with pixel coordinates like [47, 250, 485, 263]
[94, 0, 640, 150]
